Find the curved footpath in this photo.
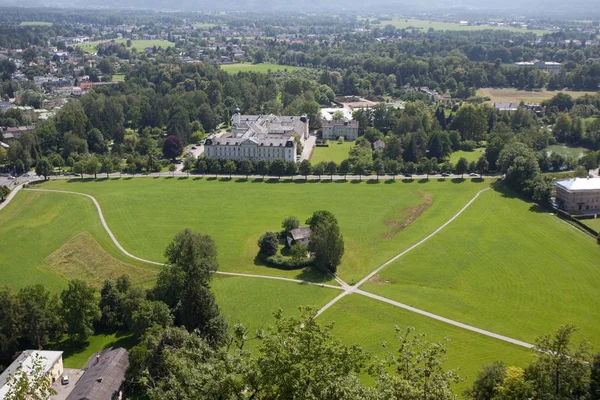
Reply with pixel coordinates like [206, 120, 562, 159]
[1, 183, 535, 350]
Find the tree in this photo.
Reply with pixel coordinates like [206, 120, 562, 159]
[0, 287, 22, 367]
[209, 160, 222, 177]
[270, 158, 287, 179]
[339, 159, 351, 180]
[100, 155, 115, 178]
[35, 158, 51, 180]
[372, 158, 385, 180]
[196, 159, 208, 177]
[455, 157, 469, 178]
[309, 218, 344, 274]
[240, 159, 254, 179]
[290, 243, 308, 262]
[223, 160, 236, 178]
[466, 361, 507, 400]
[590, 353, 600, 399]
[325, 161, 337, 180]
[163, 135, 183, 159]
[313, 162, 325, 180]
[168, 163, 177, 176]
[60, 279, 101, 343]
[476, 156, 489, 176]
[404, 161, 416, 176]
[281, 216, 300, 232]
[353, 160, 370, 181]
[299, 159, 312, 180]
[256, 160, 270, 178]
[452, 104, 488, 142]
[418, 157, 432, 179]
[0, 185, 10, 201]
[130, 300, 174, 338]
[386, 159, 399, 179]
[183, 157, 194, 177]
[574, 165, 588, 178]
[258, 232, 279, 257]
[17, 285, 62, 349]
[84, 155, 101, 179]
[525, 324, 591, 399]
[5, 352, 57, 400]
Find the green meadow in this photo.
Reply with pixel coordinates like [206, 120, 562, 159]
[310, 142, 353, 164]
[362, 187, 600, 348]
[322, 294, 534, 391]
[220, 63, 304, 74]
[449, 148, 486, 164]
[373, 19, 550, 35]
[77, 39, 175, 54]
[34, 177, 489, 283]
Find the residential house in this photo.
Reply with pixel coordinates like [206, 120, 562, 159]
[0, 350, 64, 399]
[493, 102, 519, 113]
[287, 227, 311, 247]
[373, 140, 386, 151]
[66, 348, 128, 400]
[555, 177, 600, 213]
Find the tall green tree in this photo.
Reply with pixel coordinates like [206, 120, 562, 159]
[17, 285, 62, 349]
[60, 280, 101, 343]
[308, 218, 344, 274]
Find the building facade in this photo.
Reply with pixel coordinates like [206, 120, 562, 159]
[555, 177, 600, 213]
[514, 60, 562, 74]
[0, 350, 63, 399]
[204, 111, 308, 163]
[321, 119, 359, 141]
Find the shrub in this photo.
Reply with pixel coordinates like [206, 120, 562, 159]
[460, 140, 477, 151]
[262, 253, 315, 270]
[258, 232, 279, 257]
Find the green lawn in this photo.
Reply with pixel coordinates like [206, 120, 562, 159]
[582, 218, 600, 232]
[322, 294, 534, 391]
[449, 148, 485, 164]
[0, 190, 158, 292]
[19, 21, 52, 26]
[373, 19, 550, 35]
[36, 178, 489, 283]
[77, 39, 175, 54]
[111, 74, 126, 82]
[545, 144, 590, 159]
[310, 142, 353, 164]
[362, 187, 600, 348]
[220, 63, 304, 74]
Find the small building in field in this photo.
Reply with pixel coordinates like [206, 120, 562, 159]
[287, 227, 311, 247]
[555, 177, 600, 213]
[66, 347, 128, 400]
[0, 350, 64, 399]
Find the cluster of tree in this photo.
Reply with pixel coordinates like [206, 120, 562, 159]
[466, 325, 600, 400]
[0, 228, 227, 374]
[126, 308, 460, 400]
[258, 211, 344, 273]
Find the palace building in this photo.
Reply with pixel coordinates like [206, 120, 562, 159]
[203, 109, 309, 163]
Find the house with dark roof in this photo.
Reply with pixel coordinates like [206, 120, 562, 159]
[66, 348, 128, 400]
[286, 227, 311, 247]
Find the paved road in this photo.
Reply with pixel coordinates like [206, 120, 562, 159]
[301, 134, 316, 161]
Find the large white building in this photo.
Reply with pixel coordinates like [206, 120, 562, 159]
[0, 350, 64, 399]
[204, 110, 309, 163]
[321, 119, 359, 141]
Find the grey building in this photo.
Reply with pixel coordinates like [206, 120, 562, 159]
[66, 347, 128, 400]
[555, 177, 600, 213]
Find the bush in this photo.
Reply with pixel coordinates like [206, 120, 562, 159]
[260, 253, 315, 270]
[460, 140, 477, 151]
[258, 232, 279, 257]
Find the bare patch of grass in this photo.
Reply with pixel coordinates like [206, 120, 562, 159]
[383, 192, 433, 238]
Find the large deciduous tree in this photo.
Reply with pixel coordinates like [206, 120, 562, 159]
[163, 135, 183, 159]
[60, 279, 101, 343]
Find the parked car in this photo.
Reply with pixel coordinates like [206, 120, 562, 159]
[404, 174, 412, 178]
[23, 173, 30, 177]
[61, 375, 70, 385]
[7, 175, 15, 180]
[469, 172, 479, 177]
[441, 173, 450, 177]
[191, 146, 197, 150]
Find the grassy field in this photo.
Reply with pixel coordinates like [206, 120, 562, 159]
[373, 19, 550, 35]
[362, 187, 600, 348]
[35, 178, 488, 284]
[310, 142, 353, 164]
[77, 39, 175, 54]
[19, 21, 52, 26]
[111, 74, 126, 82]
[545, 144, 590, 159]
[477, 88, 598, 104]
[582, 218, 600, 232]
[449, 148, 486, 164]
[0, 190, 158, 292]
[220, 63, 304, 74]
[322, 294, 534, 390]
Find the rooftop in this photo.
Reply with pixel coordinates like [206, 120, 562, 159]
[0, 350, 63, 399]
[66, 347, 128, 400]
[556, 177, 600, 191]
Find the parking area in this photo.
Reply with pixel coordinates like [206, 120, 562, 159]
[50, 368, 84, 400]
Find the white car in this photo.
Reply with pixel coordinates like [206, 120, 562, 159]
[61, 375, 69, 385]
[469, 173, 479, 177]
[7, 175, 15, 180]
